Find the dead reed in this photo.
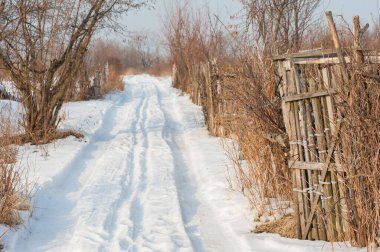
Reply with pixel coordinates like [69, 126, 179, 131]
[100, 65, 124, 95]
[333, 49, 380, 247]
[167, 1, 380, 248]
[0, 103, 31, 233]
[219, 58, 293, 219]
[254, 215, 296, 238]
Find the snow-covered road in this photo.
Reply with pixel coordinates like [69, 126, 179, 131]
[4, 75, 360, 252]
[6, 76, 251, 251]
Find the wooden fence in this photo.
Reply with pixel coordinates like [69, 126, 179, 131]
[172, 60, 232, 137]
[171, 48, 379, 244]
[274, 49, 380, 241]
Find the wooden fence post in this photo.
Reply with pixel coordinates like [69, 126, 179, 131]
[325, 11, 349, 83]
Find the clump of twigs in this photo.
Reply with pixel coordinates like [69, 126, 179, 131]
[165, 0, 295, 221]
[167, 1, 380, 248]
[220, 56, 293, 219]
[333, 49, 380, 247]
[0, 103, 32, 234]
[0, 162, 30, 227]
[254, 215, 296, 238]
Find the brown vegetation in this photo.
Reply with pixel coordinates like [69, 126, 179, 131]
[254, 215, 296, 238]
[0, 162, 30, 227]
[0, 105, 31, 232]
[0, 0, 151, 240]
[0, 0, 149, 141]
[332, 32, 380, 247]
[166, 0, 380, 248]
[166, 0, 320, 218]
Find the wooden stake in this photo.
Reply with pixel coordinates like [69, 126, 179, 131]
[325, 11, 349, 83]
[279, 60, 301, 239]
[293, 64, 313, 240]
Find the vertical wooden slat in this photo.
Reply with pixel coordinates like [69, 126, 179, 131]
[325, 11, 349, 83]
[305, 89, 325, 240]
[308, 70, 328, 240]
[315, 69, 337, 241]
[293, 64, 312, 240]
[319, 69, 340, 241]
[203, 62, 214, 132]
[288, 63, 306, 238]
[322, 67, 345, 241]
[279, 60, 301, 239]
[309, 71, 337, 240]
[320, 93, 338, 241]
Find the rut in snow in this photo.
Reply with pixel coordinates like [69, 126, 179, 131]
[9, 75, 249, 252]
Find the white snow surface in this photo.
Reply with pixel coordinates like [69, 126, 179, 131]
[0, 81, 18, 99]
[3, 75, 365, 251]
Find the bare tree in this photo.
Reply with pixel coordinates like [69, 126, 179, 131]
[239, 0, 321, 55]
[163, 2, 229, 92]
[0, 0, 150, 142]
[129, 32, 154, 69]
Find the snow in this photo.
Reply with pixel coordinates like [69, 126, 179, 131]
[2, 75, 368, 251]
[0, 81, 18, 99]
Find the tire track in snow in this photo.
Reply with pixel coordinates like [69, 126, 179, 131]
[102, 82, 146, 251]
[154, 82, 206, 252]
[11, 75, 243, 252]
[154, 79, 245, 252]
[102, 81, 155, 251]
[60, 87, 144, 250]
[129, 82, 150, 248]
[122, 79, 195, 252]
[11, 85, 145, 251]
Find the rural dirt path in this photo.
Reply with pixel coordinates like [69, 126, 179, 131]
[9, 75, 251, 252]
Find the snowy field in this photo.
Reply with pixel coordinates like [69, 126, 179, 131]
[1, 75, 365, 251]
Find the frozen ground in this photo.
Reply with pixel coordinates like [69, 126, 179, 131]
[2, 75, 365, 251]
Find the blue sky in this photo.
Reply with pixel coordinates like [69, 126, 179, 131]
[119, 0, 380, 33]
[319, 0, 380, 23]
[103, 0, 380, 43]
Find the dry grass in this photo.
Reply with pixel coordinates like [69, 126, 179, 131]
[166, 1, 380, 247]
[332, 50, 380, 247]
[146, 61, 172, 76]
[0, 163, 30, 227]
[0, 103, 20, 160]
[214, 58, 293, 220]
[0, 104, 31, 233]
[101, 66, 124, 95]
[123, 61, 173, 77]
[0, 130, 84, 146]
[254, 215, 296, 239]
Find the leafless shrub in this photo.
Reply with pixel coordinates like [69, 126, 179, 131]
[0, 0, 150, 142]
[0, 162, 29, 227]
[239, 0, 321, 55]
[215, 0, 322, 219]
[164, 2, 230, 92]
[166, 0, 380, 247]
[217, 56, 292, 218]
[166, 0, 323, 223]
[333, 50, 380, 247]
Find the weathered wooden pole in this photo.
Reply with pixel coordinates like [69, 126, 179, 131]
[353, 16, 369, 64]
[325, 11, 349, 83]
